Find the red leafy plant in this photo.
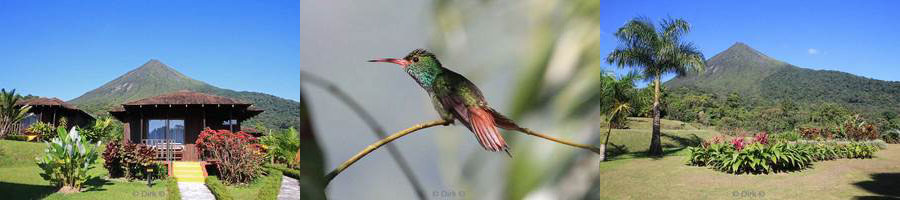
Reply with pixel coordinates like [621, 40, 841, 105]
[844, 115, 879, 141]
[196, 129, 265, 185]
[753, 132, 769, 145]
[731, 137, 746, 151]
[103, 140, 160, 180]
[702, 135, 726, 148]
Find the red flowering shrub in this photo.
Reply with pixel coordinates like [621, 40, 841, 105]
[753, 132, 769, 145]
[102, 140, 160, 180]
[196, 129, 264, 184]
[731, 138, 745, 151]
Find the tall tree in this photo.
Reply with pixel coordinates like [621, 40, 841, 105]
[607, 17, 705, 156]
[598, 72, 639, 160]
[0, 89, 32, 138]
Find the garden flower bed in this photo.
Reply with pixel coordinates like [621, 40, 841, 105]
[687, 132, 884, 174]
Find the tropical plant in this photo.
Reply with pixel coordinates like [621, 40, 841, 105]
[0, 89, 32, 138]
[601, 72, 641, 128]
[597, 72, 640, 160]
[35, 127, 101, 193]
[103, 141, 125, 177]
[78, 116, 122, 143]
[607, 17, 706, 156]
[196, 129, 264, 184]
[799, 127, 834, 140]
[259, 127, 300, 167]
[688, 134, 880, 174]
[843, 114, 879, 141]
[57, 117, 68, 130]
[600, 102, 631, 161]
[102, 140, 159, 180]
[26, 121, 55, 141]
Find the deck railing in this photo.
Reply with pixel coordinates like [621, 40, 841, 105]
[142, 139, 184, 160]
[0, 121, 27, 137]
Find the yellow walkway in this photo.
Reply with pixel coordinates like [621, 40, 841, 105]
[172, 161, 206, 183]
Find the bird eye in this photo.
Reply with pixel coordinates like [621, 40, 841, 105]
[412, 57, 419, 62]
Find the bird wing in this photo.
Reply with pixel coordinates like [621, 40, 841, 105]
[434, 72, 509, 152]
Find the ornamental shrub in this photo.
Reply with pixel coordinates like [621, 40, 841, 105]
[731, 137, 745, 151]
[102, 140, 160, 180]
[25, 121, 55, 142]
[196, 129, 264, 185]
[259, 128, 300, 167]
[103, 141, 125, 178]
[687, 134, 880, 174]
[753, 132, 769, 145]
[36, 127, 101, 193]
[78, 117, 122, 143]
[843, 115, 879, 141]
[799, 127, 834, 140]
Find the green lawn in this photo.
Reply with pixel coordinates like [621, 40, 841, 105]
[588, 118, 900, 199]
[0, 140, 171, 200]
[227, 176, 277, 200]
[207, 166, 284, 200]
[598, 117, 719, 159]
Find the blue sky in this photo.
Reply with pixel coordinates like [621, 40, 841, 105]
[0, 1, 300, 101]
[2, 0, 897, 101]
[599, 0, 900, 83]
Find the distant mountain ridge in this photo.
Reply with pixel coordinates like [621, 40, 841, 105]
[666, 42, 900, 113]
[69, 60, 299, 129]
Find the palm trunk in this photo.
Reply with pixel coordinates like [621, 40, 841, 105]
[602, 121, 613, 161]
[648, 77, 663, 156]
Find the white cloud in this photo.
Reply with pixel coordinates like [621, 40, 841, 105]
[807, 48, 820, 55]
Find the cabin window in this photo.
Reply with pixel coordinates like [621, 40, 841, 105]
[147, 119, 185, 144]
[22, 113, 39, 128]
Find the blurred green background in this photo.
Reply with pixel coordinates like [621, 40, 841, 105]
[301, 0, 635, 199]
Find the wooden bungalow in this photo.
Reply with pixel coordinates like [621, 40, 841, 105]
[15, 98, 95, 133]
[109, 90, 263, 162]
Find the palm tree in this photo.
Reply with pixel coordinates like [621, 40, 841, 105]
[0, 89, 32, 138]
[607, 17, 706, 156]
[599, 72, 640, 161]
[602, 72, 641, 128]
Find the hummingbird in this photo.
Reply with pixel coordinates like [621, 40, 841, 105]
[370, 49, 521, 155]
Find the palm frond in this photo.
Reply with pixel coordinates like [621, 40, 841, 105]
[661, 18, 690, 44]
[607, 102, 632, 124]
[614, 17, 658, 48]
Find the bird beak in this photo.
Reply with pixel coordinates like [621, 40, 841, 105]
[368, 58, 410, 67]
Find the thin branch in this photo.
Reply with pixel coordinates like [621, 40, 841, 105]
[325, 119, 605, 185]
[325, 119, 452, 185]
[515, 127, 604, 154]
[300, 70, 429, 200]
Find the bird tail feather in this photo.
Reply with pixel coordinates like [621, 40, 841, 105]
[487, 108, 524, 132]
[468, 107, 509, 153]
